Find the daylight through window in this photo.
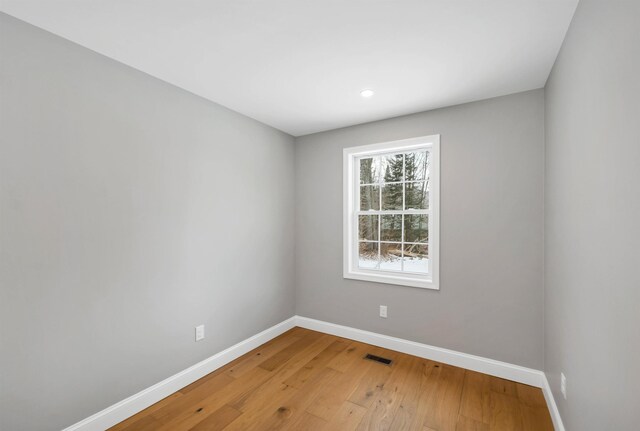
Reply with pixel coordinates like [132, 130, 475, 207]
[343, 136, 439, 289]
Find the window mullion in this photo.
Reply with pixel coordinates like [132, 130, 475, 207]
[377, 214, 381, 269]
[401, 153, 406, 272]
[355, 210, 429, 215]
[377, 160, 382, 269]
[355, 156, 362, 269]
[427, 153, 432, 276]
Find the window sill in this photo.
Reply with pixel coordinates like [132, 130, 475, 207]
[343, 270, 439, 290]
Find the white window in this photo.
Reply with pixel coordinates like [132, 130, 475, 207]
[343, 135, 440, 289]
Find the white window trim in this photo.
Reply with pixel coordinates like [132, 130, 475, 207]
[343, 135, 440, 290]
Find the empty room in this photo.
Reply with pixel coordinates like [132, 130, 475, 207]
[1, 1, 638, 430]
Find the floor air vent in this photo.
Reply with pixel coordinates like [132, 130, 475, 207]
[364, 353, 393, 365]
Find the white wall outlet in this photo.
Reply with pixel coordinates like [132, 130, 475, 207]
[379, 305, 388, 318]
[195, 324, 205, 342]
[560, 372, 567, 399]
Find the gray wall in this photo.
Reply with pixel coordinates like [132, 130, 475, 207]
[544, 1, 640, 430]
[9, 2, 640, 429]
[0, 14, 295, 431]
[295, 90, 545, 369]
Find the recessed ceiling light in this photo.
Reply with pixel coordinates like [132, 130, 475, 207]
[360, 89, 375, 98]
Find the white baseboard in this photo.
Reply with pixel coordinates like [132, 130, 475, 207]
[295, 315, 544, 387]
[62, 315, 564, 431]
[61, 317, 297, 431]
[541, 373, 566, 431]
[295, 316, 565, 429]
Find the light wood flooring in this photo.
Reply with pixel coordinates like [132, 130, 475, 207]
[110, 327, 553, 430]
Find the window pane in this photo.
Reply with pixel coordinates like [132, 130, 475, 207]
[358, 242, 379, 269]
[402, 243, 428, 274]
[405, 151, 428, 181]
[381, 184, 403, 210]
[360, 185, 380, 210]
[358, 215, 379, 241]
[405, 181, 428, 210]
[381, 153, 403, 183]
[359, 157, 380, 184]
[380, 243, 402, 271]
[404, 214, 428, 243]
[380, 214, 402, 242]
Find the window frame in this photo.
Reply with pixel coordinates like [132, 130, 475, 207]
[343, 135, 440, 290]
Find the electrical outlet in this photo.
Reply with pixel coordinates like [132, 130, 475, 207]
[560, 372, 567, 399]
[379, 305, 388, 318]
[195, 325, 205, 341]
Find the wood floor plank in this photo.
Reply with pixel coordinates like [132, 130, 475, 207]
[487, 391, 523, 431]
[223, 329, 303, 379]
[405, 360, 443, 431]
[387, 358, 433, 430]
[281, 411, 328, 431]
[326, 340, 370, 372]
[246, 367, 342, 431]
[321, 401, 367, 431]
[148, 367, 271, 431]
[517, 383, 554, 431]
[515, 382, 547, 407]
[183, 330, 306, 395]
[305, 342, 374, 421]
[346, 346, 401, 408]
[281, 368, 344, 431]
[221, 383, 300, 431]
[456, 415, 490, 431]
[227, 334, 335, 411]
[489, 375, 518, 397]
[114, 372, 237, 431]
[109, 329, 554, 431]
[258, 330, 324, 371]
[283, 338, 349, 388]
[355, 354, 416, 430]
[520, 404, 554, 431]
[108, 392, 182, 431]
[459, 370, 491, 424]
[422, 363, 466, 431]
[187, 405, 242, 431]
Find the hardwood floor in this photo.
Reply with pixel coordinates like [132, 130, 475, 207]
[110, 328, 553, 431]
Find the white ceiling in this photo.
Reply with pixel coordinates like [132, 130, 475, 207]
[0, 1, 578, 136]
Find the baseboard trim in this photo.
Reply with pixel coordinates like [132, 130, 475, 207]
[295, 316, 566, 429]
[295, 315, 543, 387]
[62, 315, 565, 431]
[61, 317, 297, 431]
[541, 373, 566, 431]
